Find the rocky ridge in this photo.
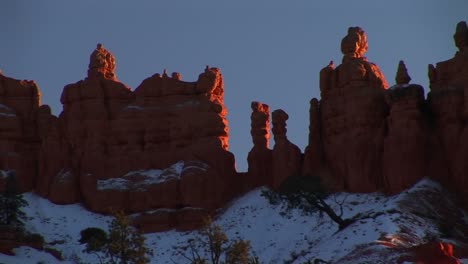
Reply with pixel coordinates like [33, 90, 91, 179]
[1, 22, 468, 233]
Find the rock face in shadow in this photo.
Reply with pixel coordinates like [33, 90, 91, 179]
[427, 21, 468, 201]
[247, 101, 272, 188]
[302, 98, 324, 177]
[382, 61, 427, 194]
[271, 109, 301, 189]
[0, 74, 46, 192]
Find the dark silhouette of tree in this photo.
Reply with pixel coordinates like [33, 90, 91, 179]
[0, 171, 28, 229]
[79, 227, 108, 264]
[262, 175, 354, 230]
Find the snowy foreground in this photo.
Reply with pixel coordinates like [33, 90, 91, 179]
[1, 179, 468, 264]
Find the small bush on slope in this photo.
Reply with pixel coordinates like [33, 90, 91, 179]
[79, 211, 152, 264]
[174, 217, 259, 264]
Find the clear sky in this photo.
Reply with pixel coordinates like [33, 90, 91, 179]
[1, 1, 466, 171]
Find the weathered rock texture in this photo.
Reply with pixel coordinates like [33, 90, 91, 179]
[271, 109, 301, 189]
[0, 74, 45, 192]
[0, 44, 237, 231]
[302, 98, 324, 177]
[3, 22, 468, 232]
[427, 21, 468, 201]
[316, 27, 389, 192]
[299, 22, 468, 200]
[247, 101, 272, 187]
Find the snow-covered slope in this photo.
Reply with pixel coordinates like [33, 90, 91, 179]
[1, 178, 467, 264]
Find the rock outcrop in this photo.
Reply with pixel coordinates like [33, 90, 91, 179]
[299, 22, 468, 199]
[0, 73, 46, 192]
[0, 44, 237, 231]
[301, 98, 324, 177]
[247, 101, 272, 188]
[317, 27, 388, 192]
[382, 61, 427, 194]
[271, 109, 301, 189]
[427, 21, 468, 201]
[2, 22, 468, 232]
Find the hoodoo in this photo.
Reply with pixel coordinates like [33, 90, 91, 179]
[1, 22, 468, 231]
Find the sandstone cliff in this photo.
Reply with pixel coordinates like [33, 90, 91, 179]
[1, 22, 468, 231]
[300, 22, 468, 203]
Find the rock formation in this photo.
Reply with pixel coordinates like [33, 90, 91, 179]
[2, 22, 468, 232]
[382, 61, 427, 194]
[2, 44, 237, 231]
[427, 21, 468, 201]
[247, 101, 272, 187]
[0, 73, 45, 192]
[317, 27, 388, 192]
[302, 98, 324, 177]
[300, 22, 468, 199]
[271, 109, 301, 189]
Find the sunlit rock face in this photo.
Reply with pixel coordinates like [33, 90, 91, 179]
[316, 27, 389, 192]
[427, 21, 468, 201]
[32, 44, 237, 226]
[2, 22, 468, 231]
[299, 22, 468, 199]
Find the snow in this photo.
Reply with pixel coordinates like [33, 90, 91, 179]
[125, 105, 144, 110]
[97, 160, 208, 191]
[1, 178, 467, 263]
[0, 170, 13, 179]
[56, 169, 73, 183]
[0, 104, 16, 117]
[0, 113, 16, 117]
[0, 104, 11, 109]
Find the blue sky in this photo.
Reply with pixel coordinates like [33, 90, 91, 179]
[1, 1, 466, 171]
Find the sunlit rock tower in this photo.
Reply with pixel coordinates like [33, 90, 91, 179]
[315, 27, 388, 192]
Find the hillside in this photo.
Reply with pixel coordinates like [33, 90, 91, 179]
[1, 178, 467, 264]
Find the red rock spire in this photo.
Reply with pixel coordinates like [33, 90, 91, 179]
[87, 43, 117, 80]
[395, 60, 411, 85]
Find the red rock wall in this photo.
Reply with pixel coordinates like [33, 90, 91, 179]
[0, 74, 43, 192]
[247, 101, 272, 188]
[299, 22, 468, 202]
[0, 44, 238, 231]
[315, 27, 389, 193]
[2, 22, 468, 231]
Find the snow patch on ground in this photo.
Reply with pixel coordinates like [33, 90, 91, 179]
[0, 170, 13, 179]
[1, 178, 467, 264]
[97, 161, 208, 191]
[125, 105, 144, 110]
[0, 104, 16, 117]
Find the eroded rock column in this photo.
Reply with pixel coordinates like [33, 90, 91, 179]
[271, 109, 301, 189]
[319, 27, 388, 192]
[428, 21, 468, 200]
[247, 101, 272, 187]
[383, 61, 427, 194]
